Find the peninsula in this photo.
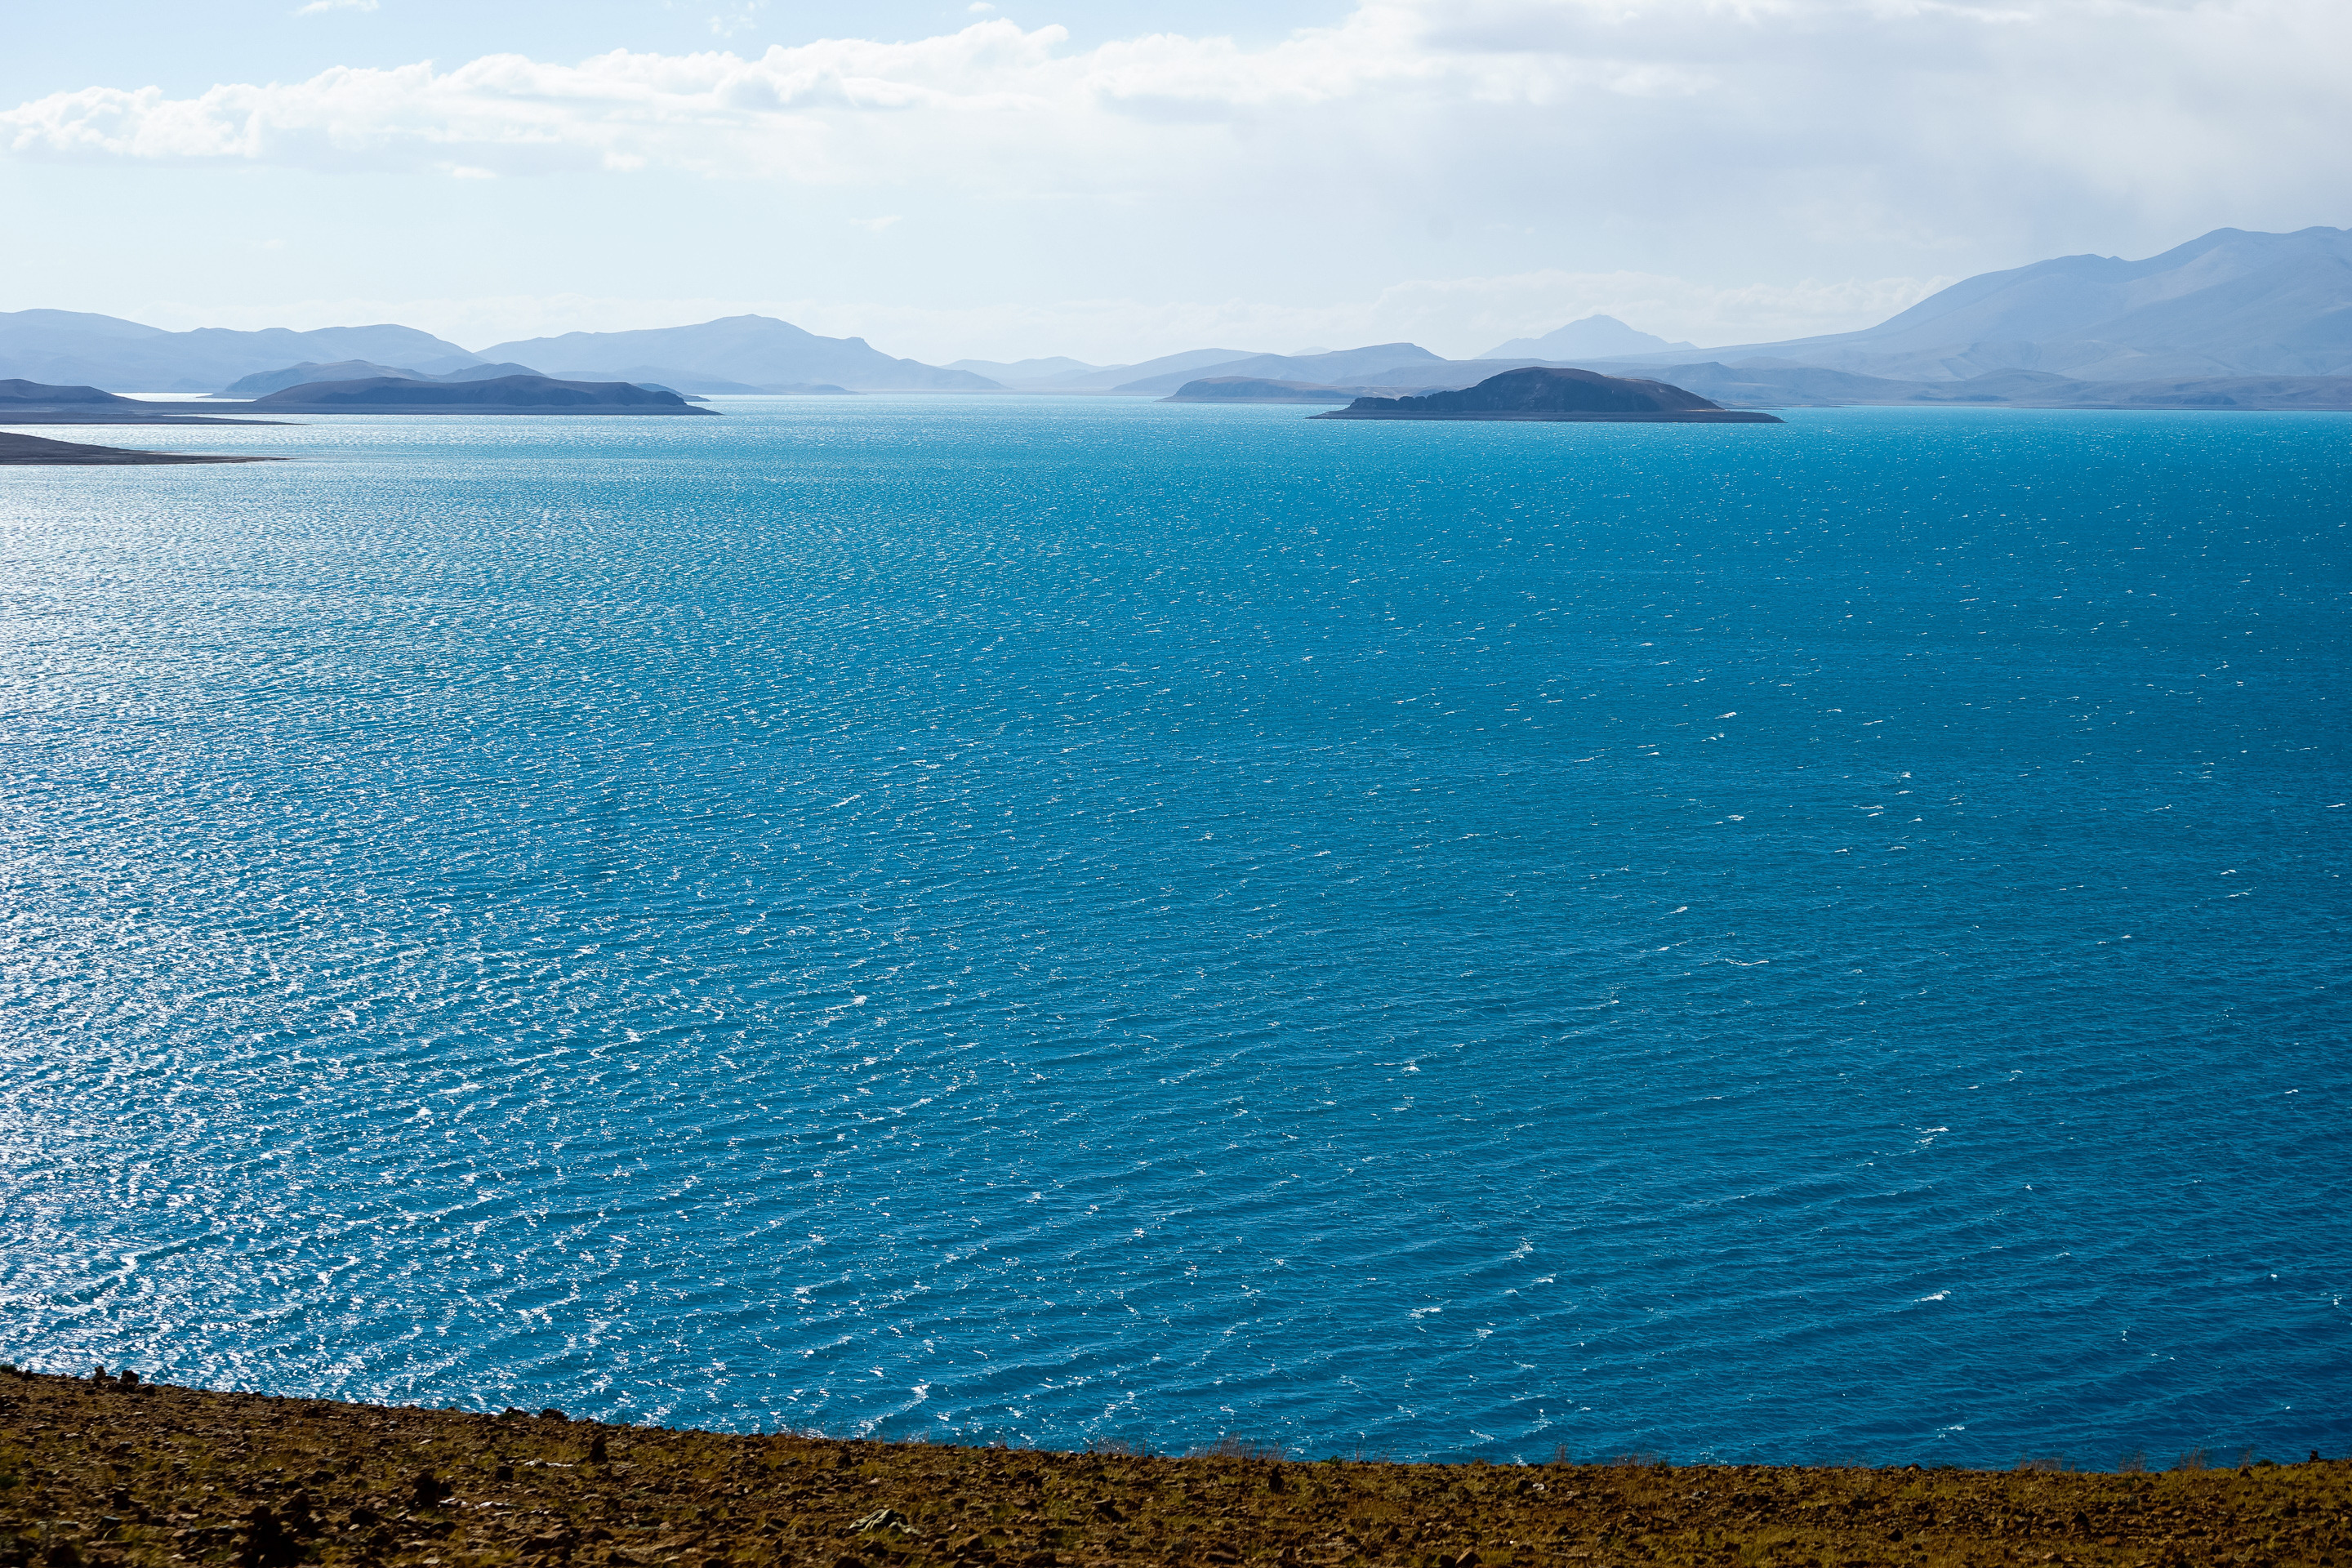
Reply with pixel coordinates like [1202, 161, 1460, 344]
[0, 373, 716, 420]
[1313, 367, 1784, 423]
[1164, 376, 1361, 403]
[0, 378, 281, 427]
[0, 431, 278, 466]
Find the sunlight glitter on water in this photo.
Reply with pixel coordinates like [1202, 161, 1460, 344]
[1, 399, 2345, 1465]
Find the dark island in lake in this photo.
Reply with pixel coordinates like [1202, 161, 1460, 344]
[0, 377, 282, 426]
[241, 373, 717, 414]
[1313, 366, 1784, 422]
[215, 359, 547, 399]
[0, 430, 278, 466]
[0, 373, 718, 420]
[2, 379, 283, 461]
[0, 371, 710, 461]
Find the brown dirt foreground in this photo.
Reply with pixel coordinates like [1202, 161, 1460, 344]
[2, 1373, 2344, 1568]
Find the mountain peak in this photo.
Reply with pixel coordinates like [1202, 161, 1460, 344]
[1480, 315, 1695, 361]
[0, 311, 483, 392]
[1703, 225, 2352, 381]
[474, 317, 995, 391]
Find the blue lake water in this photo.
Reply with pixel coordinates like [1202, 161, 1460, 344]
[2, 397, 2346, 1467]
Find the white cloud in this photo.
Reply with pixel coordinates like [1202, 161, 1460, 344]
[7, 0, 2344, 359]
[7, 0, 2345, 234]
[292, 0, 377, 15]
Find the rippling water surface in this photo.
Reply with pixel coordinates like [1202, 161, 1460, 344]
[2, 398, 2346, 1465]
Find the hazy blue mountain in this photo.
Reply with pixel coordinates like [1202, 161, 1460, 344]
[548, 367, 862, 394]
[1480, 314, 1695, 360]
[1587, 359, 2352, 411]
[0, 377, 144, 408]
[217, 359, 547, 397]
[947, 355, 1103, 386]
[1112, 343, 1446, 394]
[0, 310, 485, 392]
[1348, 356, 1592, 389]
[1171, 355, 1613, 395]
[220, 360, 423, 396]
[1036, 348, 1272, 392]
[1623, 362, 1931, 406]
[480, 315, 999, 392]
[1161, 377, 1361, 403]
[529, 364, 773, 394]
[438, 362, 546, 384]
[1592, 227, 2352, 381]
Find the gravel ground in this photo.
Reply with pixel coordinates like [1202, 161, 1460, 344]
[2, 1372, 2343, 1568]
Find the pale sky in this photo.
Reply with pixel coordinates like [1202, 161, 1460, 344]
[3, 0, 2345, 363]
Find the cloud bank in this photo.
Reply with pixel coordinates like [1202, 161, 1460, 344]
[4, 0, 2344, 356]
[8, 2, 2344, 214]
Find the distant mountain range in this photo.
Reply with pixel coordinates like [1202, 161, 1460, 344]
[475, 316, 997, 394]
[1154, 227, 2352, 400]
[945, 355, 1102, 385]
[2, 227, 2343, 399]
[1110, 345, 1447, 395]
[1579, 226, 2352, 381]
[1159, 360, 1606, 403]
[949, 345, 1461, 394]
[0, 310, 993, 394]
[943, 349, 1270, 392]
[632, 226, 2351, 394]
[0, 311, 485, 393]
[1612, 362, 2352, 411]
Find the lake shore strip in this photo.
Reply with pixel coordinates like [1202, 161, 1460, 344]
[4, 1372, 2342, 1568]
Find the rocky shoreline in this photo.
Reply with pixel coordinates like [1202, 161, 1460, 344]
[2, 1371, 2343, 1568]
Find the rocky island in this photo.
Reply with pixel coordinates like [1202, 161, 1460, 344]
[0, 370, 711, 461]
[1313, 367, 1783, 422]
[239, 374, 716, 414]
[0, 378, 281, 427]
